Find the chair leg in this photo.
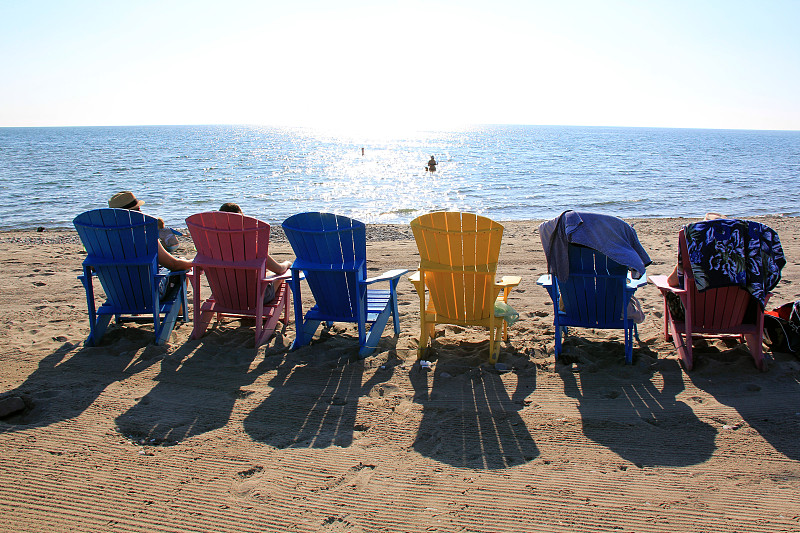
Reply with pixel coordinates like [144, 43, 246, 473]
[744, 332, 765, 371]
[391, 279, 401, 335]
[284, 283, 291, 325]
[554, 323, 563, 359]
[488, 324, 502, 364]
[676, 311, 694, 371]
[677, 332, 694, 371]
[663, 294, 671, 341]
[155, 286, 186, 345]
[190, 273, 216, 341]
[624, 324, 633, 365]
[289, 271, 308, 348]
[291, 319, 322, 350]
[180, 277, 189, 323]
[361, 302, 392, 358]
[279, 282, 290, 326]
[89, 313, 113, 346]
[191, 303, 216, 340]
[418, 319, 430, 360]
[256, 300, 285, 348]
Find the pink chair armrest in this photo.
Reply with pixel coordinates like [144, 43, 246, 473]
[649, 275, 686, 295]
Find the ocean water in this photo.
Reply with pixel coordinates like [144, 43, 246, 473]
[0, 124, 798, 230]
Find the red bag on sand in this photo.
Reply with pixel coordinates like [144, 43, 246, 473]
[765, 301, 798, 321]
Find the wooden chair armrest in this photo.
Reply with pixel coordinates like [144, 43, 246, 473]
[263, 270, 293, 283]
[648, 274, 686, 294]
[364, 269, 410, 285]
[498, 275, 521, 288]
[628, 272, 649, 289]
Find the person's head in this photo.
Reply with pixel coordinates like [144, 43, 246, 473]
[109, 191, 144, 211]
[219, 202, 243, 214]
[157, 217, 166, 229]
[704, 212, 726, 221]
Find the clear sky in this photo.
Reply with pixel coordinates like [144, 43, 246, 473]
[1, 0, 799, 130]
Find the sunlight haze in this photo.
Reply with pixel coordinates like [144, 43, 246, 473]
[1, 0, 798, 130]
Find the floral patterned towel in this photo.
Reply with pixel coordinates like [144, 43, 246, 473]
[682, 219, 785, 308]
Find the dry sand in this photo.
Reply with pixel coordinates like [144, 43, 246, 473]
[0, 216, 799, 533]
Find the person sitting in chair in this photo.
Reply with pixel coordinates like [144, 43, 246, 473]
[217, 202, 292, 303]
[108, 191, 193, 271]
[219, 202, 242, 214]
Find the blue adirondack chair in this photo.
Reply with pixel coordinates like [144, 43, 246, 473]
[537, 245, 647, 364]
[282, 212, 408, 357]
[74, 208, 188, 346]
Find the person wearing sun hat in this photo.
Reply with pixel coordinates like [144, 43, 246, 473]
[108, 191, 145, 210]
[110, 191, 180, 252]
[108, 191, 192, 271]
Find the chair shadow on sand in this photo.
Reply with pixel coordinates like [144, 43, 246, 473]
[558, 342, 717, 467]
[686, 347, 800, 462]
[0, 328, 165, 433]
[409, 350, 540, 470]
[242, 337, 398, 449]
[114, 324, 292, 445]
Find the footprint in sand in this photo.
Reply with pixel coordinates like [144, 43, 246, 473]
[236, 465, 264, 479]
[321, 516, 363, 533]
[319, 463, 376, 492]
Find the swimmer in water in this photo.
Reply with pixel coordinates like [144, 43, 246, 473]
[426, 155, 437, 172]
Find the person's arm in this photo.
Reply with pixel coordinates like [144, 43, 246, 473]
[158, 241, 193, 271]
[266, 256, 292, 276]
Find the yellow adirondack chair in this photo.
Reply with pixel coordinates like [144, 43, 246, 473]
[409, 212, 521, 363]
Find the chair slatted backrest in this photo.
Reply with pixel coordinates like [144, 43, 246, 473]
[411, 212, 503, 322]
[283, 212, 366, 319]
[73, 208, 159, 313]
[186, 212, 270, 312]
[679, 228, 751, 329]
[561, 245, 628, 327]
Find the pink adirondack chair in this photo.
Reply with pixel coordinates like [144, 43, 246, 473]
[649, 228, 769, 371]
[186, 212, 291, 347]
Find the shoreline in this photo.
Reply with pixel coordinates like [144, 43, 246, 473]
[2, 214, 797, 243]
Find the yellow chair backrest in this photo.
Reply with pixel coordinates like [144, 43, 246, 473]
[411, 212, 504, 323]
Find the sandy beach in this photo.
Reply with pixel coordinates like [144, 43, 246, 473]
[1, 216, 799, 533]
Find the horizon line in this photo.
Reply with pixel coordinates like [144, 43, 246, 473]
[1, 122, 799, 133]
